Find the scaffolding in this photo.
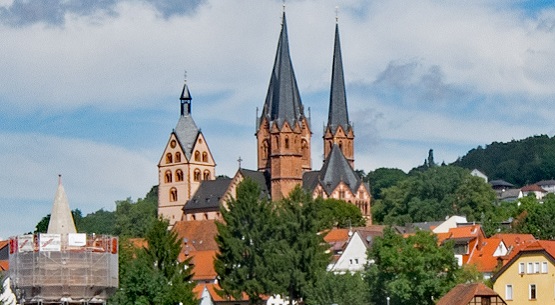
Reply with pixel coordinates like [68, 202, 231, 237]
[8, 233, 118, 305]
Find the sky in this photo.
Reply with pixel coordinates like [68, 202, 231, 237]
[1, 0, 555, 239]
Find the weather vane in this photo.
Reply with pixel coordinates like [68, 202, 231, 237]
[184, 69, 188, 82]
[237, 156, 243, 169]
[335, 6, 339, 23]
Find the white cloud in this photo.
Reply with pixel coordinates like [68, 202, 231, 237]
[0, 132, 156, 238]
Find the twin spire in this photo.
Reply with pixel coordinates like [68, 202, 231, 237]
[260, 11, 350, 134]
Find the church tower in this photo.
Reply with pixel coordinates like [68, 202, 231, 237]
[256, 12, 311, 201]
[323, 21, 354, 168]
[158, 81, 216, 227]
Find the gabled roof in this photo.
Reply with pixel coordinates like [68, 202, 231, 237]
[237, 169, 271, 199]
[259, 12, 304, 130]
[309, 144, 363, 195]
[324, 228, 350, 243]
[521, 184, 547, 193]
[536, 179, 555, 186]
[172, 220, 219, 251]
[467, 238, 503, 272]
[489, 180, 514, 188]
[493, 240, 555, 282]
[436, 283, 504, 305]
[185, 178, 233, 212]
[180, 250, 218, 281]
[490, 233, 536, 249]
[327, 22, 350, 134]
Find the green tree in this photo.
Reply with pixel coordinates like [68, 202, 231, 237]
[374, 166, 495, 225]
[367, 168, 407, 200]
[215, 178, 277, 304]
[110, 218, 196, 305]
[304, 271, 369, 305]
[366, 228, 464, 305]
[511, 194, 555, 239]
[272, 187, 331, 305]
[114, 186, 158, 238]
[78, 209, 116, 234]
[315, 198, 365, 230]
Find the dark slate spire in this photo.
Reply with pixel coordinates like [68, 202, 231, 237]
[327, 22, 350, 133]
[260, 12, 304, 128]
[180, 81, 192, 116]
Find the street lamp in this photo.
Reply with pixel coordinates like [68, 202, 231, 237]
[386, 296, 390, 305]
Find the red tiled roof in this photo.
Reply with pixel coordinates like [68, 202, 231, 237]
[0, 240, 8, 250]
[490, 233, 536, 249]
[521, 184, 547, 192]
[172, 220, 219, 251]
[323, 228, 350, 243]
[436, 225, 483, 244]
[436, 283, 504, 305]
[467, 238, 502, 272]
[181, 250, 218, 281]
[0, 260, 8, 271]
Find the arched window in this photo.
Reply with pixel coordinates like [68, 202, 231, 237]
[339, 140, 343, 151]
[202, 152, 208, 162]
[301, 139, 309, 160]
[165, 170, 172, 183]
[203, 170, 211, 180]
[285, 136, 290, 149]
[166, 153, 173, 164]
[262, 140, 269, 159]
[169, 188, 177, 202]
[194, 151, 200, 162]
[176, 169, 184, 182]
[194, 169, 201, 181]
[175, 152, 181, 162]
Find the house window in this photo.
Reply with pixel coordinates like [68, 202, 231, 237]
[176, 169, 184, 182]
[528, 262, 534, 274]
[530, 284, 537, 300]
[165, 170, 172, 183]
[355, 258, 359, 264]
[285, 137, 289, 149]
[505, 285, 513, 300]
[194, 151, 200, 162]
[203, 170, 211, 180]
[194, 169, 201, 181]
[519, 262, 525, 274]
[175, 152, 181, 162]
[166, 153, 173, 164]
[534, 262, 540, 273]
[481, 297, 491, 305]
[542, 261, 548, 273]
[202, 152, 208, 162]
[169, 188, 177, 202]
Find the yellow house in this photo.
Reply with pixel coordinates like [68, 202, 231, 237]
[492, 240, 555, 303]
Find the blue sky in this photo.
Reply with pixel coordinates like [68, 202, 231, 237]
[1, 0, 555, 238]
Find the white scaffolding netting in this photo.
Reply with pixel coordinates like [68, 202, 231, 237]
[9, 233, 118, 304]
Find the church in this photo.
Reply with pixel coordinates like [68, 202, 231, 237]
[157, 12, 371, 227]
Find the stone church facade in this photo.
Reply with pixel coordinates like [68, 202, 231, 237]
[158, 13, 372, 227]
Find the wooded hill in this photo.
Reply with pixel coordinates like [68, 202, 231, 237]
[451, 134, 555, 186]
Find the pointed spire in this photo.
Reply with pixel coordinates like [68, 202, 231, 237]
[47, 175, 77, 234]
[327, 21, 350, 133]
[260, 11, 304, 129]
[180, 78, 192, 116]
